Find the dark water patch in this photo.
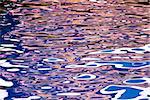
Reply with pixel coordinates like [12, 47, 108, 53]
[132, 48, 145, 51]
[0, 0, 18, 13]
[125, 79, 145, 84]
[0, 12, 20, 36]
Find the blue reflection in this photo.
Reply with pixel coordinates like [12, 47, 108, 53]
[100, 85, 149, 99]
[78, 75, 91, 79]
[96, 61, 150, 69]
[132, 48, 145, 51]
[126, 79, 146, 84]
[101, 50, 114, 52]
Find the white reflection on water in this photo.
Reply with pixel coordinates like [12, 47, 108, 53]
[89, 44, 150, 54]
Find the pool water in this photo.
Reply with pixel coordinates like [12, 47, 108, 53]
[0, 0, 150, 99]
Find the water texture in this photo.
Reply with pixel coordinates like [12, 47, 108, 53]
[0, 0, 150, 99]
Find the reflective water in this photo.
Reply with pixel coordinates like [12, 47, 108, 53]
[0, 0, 150, 99]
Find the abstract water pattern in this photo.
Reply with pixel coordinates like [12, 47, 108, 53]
[13, 96, 41, 100]
[124, 77, 150, 84]
[100, 85, 150, 100]
[0, 78, 13, 100]
[89, 44, 150, 54]
[65, 61, 150, 69]
[0, 12, 19, 35]
[73, 73, 97, 80]
[100, 77, 150, 99]
[0, 0, 150, 99]
[43, 57, 65, 62]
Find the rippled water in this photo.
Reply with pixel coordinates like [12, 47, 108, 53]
[0, 0, 150, 100]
